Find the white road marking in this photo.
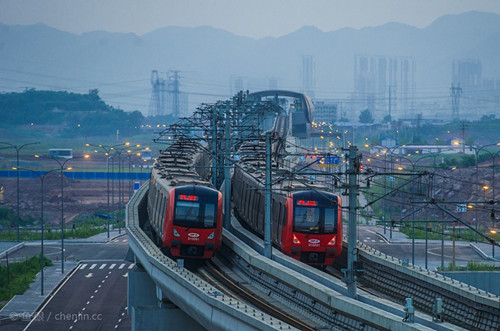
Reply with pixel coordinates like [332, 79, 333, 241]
[89, 264, 97, 270]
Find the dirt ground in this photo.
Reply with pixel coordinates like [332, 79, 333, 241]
[0, 150, 150, 226]
[0, 172, 137, 227]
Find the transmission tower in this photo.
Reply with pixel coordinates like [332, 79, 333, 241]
[450, 83, 462, 121]
[148, 70, 165, 117]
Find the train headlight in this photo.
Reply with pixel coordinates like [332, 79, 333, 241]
[327, 237, 336, 246]
[173, 228, 180, 237]
[293, 234, 301, 244]
[207, 231, 215, 240]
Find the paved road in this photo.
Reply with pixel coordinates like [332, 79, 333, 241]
[354, 225, 495, 270]
[0, 232, 132, 330]
[24, 261, 132, 330]
[0, 234, 129, 266]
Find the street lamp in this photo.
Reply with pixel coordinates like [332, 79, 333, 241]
[12, 166, 59, 295]
[391, 152, 440, 268]
[472, 143, 500, 244]
[86, 142, 138, 238]
[34, 154, 88, 273]
[0, 141, 40, 241]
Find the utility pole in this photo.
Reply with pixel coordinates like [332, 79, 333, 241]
[461, 121, 466, 154]
[223, 102, 232, 230]
[264, 132, 272, 258]
[345, 145, 360, 298]
[211, 105, 218, 187]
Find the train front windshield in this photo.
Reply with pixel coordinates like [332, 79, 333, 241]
[173, 193, 218, 228]
[293, 199, 337, 234]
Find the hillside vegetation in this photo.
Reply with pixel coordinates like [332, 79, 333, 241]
[0, 89, 144, 138]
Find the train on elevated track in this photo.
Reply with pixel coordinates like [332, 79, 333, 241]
[232, 133, 343, 266]
[147, 139, 223, 260]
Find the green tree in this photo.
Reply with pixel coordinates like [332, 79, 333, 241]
[359, 109, 374, 124]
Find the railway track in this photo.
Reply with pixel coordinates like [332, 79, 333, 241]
[324, 266, 384, 299]
[194, 259, 317, 331]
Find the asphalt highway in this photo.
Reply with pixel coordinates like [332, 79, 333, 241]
[24, 260, 132, 330]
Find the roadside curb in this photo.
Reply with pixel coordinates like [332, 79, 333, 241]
[0, 242, 25, 259]
[470, 243, 498, 261]
[109, 232, 127, 242]
[375, 232, 392, 244]
[0, 262, 79, 324]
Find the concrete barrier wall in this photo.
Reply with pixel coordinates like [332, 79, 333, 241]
[440, 271, 500, 296]
[356, 241, 500, 330]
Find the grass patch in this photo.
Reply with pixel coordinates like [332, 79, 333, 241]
[0, 206, 36, 228]
[398, 222, 499, 243]
[439, 261, 500, 271]
[0, 255, 53, 309]
[0, 210, 125, 241]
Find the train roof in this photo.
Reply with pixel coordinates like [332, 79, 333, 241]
[235, 138, 329, 194]
[152, 139, 214, 189]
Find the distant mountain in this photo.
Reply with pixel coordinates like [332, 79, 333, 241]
[1, 11, 500, 114]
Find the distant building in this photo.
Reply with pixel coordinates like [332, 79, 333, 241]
[230, 76, 279, 95]
[313, 101, 337, 124]
[452, 59, 481, 91]
[370, 144, 474, 155]
[353, 55, 416, 120]
[301, 55, 315, 98]
[380, 138, 396, 148]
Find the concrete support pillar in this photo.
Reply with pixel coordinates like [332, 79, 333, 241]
[128, 267, 205, 331]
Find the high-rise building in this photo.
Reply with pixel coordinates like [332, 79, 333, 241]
[353, 55, 416, 120]
[301, 55, 315, 98]
[452, 59, 481, 91]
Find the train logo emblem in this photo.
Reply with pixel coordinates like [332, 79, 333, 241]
[308, 239, 320, 247]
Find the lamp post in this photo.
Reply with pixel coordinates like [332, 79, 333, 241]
[35, 154, 88, 273]
[473, 143, 500, 240]
[0, 141, 40, 241]
[86, 143, 131, 238]
[13, 166, 59, 295]
[86, 142, 139, 237]
[112, 144, 141, 212]
[392, 152, 440, 268]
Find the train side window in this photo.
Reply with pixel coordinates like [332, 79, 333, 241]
[153, 190, 160, 228]
[204, 203, 216, 227]
[159, 193, 166, 228]
[272, 200, 277, 221]
[280, 203, 285, 226]
[324, 208, 337, 233]
[248, 190, 254, 220]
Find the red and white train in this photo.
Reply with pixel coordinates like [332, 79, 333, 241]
[232, 140, 342, 266]
[147, 140, 223, 259]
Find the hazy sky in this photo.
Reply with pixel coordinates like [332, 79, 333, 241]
[1, 0, 500, 39]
